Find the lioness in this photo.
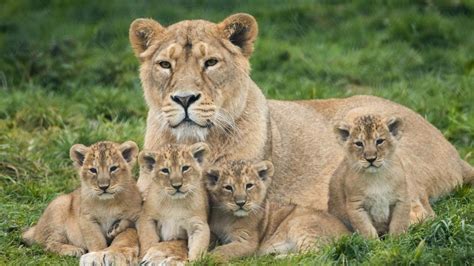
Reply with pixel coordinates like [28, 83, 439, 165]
[137, 143, 210, 262]
[206, 160, 349, 261]
[128, 13, 473, 259]
[22, 141, 142, 263]
[329, 114, 410, 238]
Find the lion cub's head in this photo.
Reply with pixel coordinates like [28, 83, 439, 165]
[335, 114, 403, 173]
[139, 143, 209, 200]
[205, 160, 273, 217]
[70, 141, 139, 200]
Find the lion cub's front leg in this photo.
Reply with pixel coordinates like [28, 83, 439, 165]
[186, 217, 210, 261]
[137, 215, 160, 257]
[389, 200, 410, 235]
[107, 219, 133, 239]
[79, 216, 107, 251]
[210, 230, 259, 262]
[347, 199, 378, 238]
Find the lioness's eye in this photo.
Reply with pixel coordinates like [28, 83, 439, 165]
[204, 58, 218, 68]
[109, 166, 118, 172]
[160, 168, 170, 174]
[224, 185, 233, 192]
[354, 141, 364, 147]
[182, 165, 190, 172]
[246, 183, 254, 190]
[89, 168, 97, 174]
[158, 61, 171, 69]
[376, 139, 385, 145]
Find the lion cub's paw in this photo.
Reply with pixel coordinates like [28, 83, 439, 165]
[107, 220, 130, 239]
[60, 245, 86, 257]
[80, 251, 129, 266]
[141, 248, 186, 266]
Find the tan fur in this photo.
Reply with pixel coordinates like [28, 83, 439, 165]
[129, 12, 473, 245]
[329, 115, 410, 238]
[22, 141, 142, 261]
[137, 143, 210, 262]
[206, 160, 349, 261]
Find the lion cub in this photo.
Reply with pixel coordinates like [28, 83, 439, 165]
[137, 143, 210, 262]
[22, 141, 142, 257]
[206, 160, 349, 261]
[329, 114, 410, 238]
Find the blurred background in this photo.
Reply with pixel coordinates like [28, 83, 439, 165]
[0, 1, 473, 264]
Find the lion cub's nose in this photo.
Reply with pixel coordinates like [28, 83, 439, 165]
[366, 157, 376, 164]
[235, 200, 246, 207]
[172, 183, 182, 191]
[99, 184, 109, 192]
[171, 94, 201, 109]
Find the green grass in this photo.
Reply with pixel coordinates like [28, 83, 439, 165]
[1, 0, 473, 264]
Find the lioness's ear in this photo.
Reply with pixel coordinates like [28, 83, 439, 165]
[139, 151, 156, 172]
[70, 144, 89, 168]
[129, 18, 166, 59]
[218, 13, 258, 58]
[253, 160, 274, 181]
[386, 117, 403, 139]
[119, 141, 139, 166]
[205, 169, 220, 187]
[189, 142, 210, 166]
[334, 122, 351, 144]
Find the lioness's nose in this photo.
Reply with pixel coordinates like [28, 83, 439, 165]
[171, 93, 201, 109]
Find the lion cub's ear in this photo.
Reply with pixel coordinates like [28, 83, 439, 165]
[205, 168, 220, 187]
[70, 144, 90, 168]
[334, 122, 351, 144]
[119, 141, 139, 166]
[139, 151, 157, 172]
[129, 18, 166, 59]
[386, 117, 403, 139]
[218, 13, 258, 58]
[253, 160, 274, 182]
[189, 142, 210, 166]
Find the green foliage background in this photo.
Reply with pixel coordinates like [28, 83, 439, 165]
[0, 0, 473, 264]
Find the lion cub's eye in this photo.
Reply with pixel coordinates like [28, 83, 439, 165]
[354, 141, 364, 147]
[224, 185, 233, 192]
[204, 58, 218, 68]
[89, 168, 97, 174]
[376, 139, 385, 145]
[158, 61, 171, 69]
[160, 168, 170, 174]
[109, 166, 118, 172]
[246, 183, 254, 190]
[182, 165, 190, 173]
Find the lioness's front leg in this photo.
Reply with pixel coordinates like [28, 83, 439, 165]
[79, 216, 107, 251]
[389, 200, 410, 235]
[210, 230, 259, 262]
[346, 200, 378, 239]
[137, 215, 160, 257]
[186, 217, 210, 261]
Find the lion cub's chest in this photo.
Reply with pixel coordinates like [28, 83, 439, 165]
[156, 208, 191, 241]
[361, 176, 398, 227]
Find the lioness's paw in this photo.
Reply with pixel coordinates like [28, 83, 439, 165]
[60, 246, 85, 257]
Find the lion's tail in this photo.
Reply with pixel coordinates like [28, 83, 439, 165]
[21, 226, 36, 246]
[461, 160, 474, 186]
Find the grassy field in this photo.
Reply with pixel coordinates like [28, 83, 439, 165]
[1, 0, 473, 264]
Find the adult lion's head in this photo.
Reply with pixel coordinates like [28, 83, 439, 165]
[129, 13, 258, 141]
